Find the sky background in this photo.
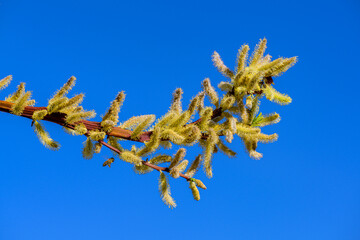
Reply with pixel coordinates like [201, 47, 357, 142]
[0, 0, 359, 239]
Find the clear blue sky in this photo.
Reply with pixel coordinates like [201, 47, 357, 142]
[0, 0, 359, 239]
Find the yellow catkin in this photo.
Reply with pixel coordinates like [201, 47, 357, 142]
[74, 123, 88, 135]
[227, 116, 237, 133]
[119, 151, 142, 166]
[266, 57, 298, 77]
[121, 115, 152, 129]
[32, 110, 48, 120]
[11, 91, 32, 115]
[94, 142, 102, 153]
[218, 81, 233, 92]
[170, 160, 188, 178]
[50, 94, 84, 114]
[0, 75, 12, 91]
[50, 76, 76, 103]
[250, 38, 267, 66]
[212, 51, 234, 78]
[131, 115, 155, 139]
[103, 157, 114, 168]
[159, 171, 176, 208]
[82, 137, 94, 159]
[236, 123, 261, 136]
[236, 44, 250, 72]
[197, 91, 205, 113]
[89, 130, 106, 141]
[6, 82, 25, 102]
[181, 125, 201, 145]
[33, 120, 60, 150]
[170, 88, 183, 114]
[101, 120, 115, 133]
[247, 72, 263, 91]
[149, 154, 172, 165]
[189, 181, 200, 201]
[187, 96, 199, 115]
[169, 148, 186, 169]
[263, 85, 292, 105]
[217, 138, 236, 157]
[224, 129, 234, 143]
[198, 107, 213, 130]
[108, 136, 123, 153]
[65, 110, 96, 123]
[26, 99, 35, 106]
[155, 112, 177, 128]
[202, 78, 219, 107]
[102, 91, 125, 124]
[161, 129, 184, 145]
[185, 154, 202, 178]
[47, 97, 67, 114]
[253, 113, 280, 127]
[171, 111, 191, 128]
[255, 133, 278, 143]
[243, 137, 262, 160]
[203, 128, 218, 178]
[134, 163, 153, 174]
[220, 95, 235, 110]
[137, 127, 161, 156]
[259, 58, 283, 73]
[194, 179, 207, 190]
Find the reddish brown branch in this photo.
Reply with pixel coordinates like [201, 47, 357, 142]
[0, 100, 223, 143]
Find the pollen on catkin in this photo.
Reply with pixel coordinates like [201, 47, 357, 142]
[218, 81, 233, 92]
[169, 148, 186, 169]
[0, 75, 12, 91]
[185, 154, 202, 178]
[161, 129, 185, 145]
[89, 130, 106, 141]
[6, 82, 25, 102]
[203, 128, 218, 178]
[65, 110, 96, 124]
[119, 151, 142, 166]
[236, 44, 250, 72]
[11, 91, 32, 115]
[250, 38, 267, 66]
[194, 179, 207, 190]
[50, 76, 76, 103]
[149, 154, 172, 165]
[94, 142, 102, 153]
[102, 91, 125, 125]
[212, 51, 234, 78]
[137, 127, 161, 156]
[32, 109, 48, 120]
[74, 123, 88, 135]
[202, 78, 219, 107]
[263, 85, 292, 105]
[159, 171, 176, 208]
[82, 137, 94, 159]
[131, 115, 155, 139]
[189, 181, 200, 201]
[170, 88, 183, 114]
[33, 120, 60, 150]
[170, 160, 188, 178]
[107, 136, 123, 153]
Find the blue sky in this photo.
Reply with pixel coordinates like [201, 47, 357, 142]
[0, 0, 359, 239]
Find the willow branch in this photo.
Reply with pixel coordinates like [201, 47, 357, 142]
[0, 100, 221, 150]
[99, 140, 191, 181]
[0, 100, 224, 143]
